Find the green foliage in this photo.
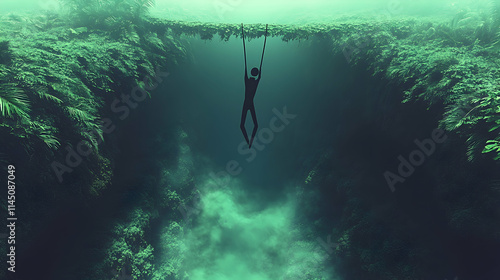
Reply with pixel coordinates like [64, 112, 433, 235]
[38, 131, 61, 150]
[66, 106, 95, 123]
[483, 140, 500, 159]
[476, 92, 500, 159]
[105, 208, 156, 280]
[34, 86, 63, 104]
[0, 83, 31, 120]
[473, 17, 500, 47]
[0, 40, 12, 64]
[443, 90, 500, 161]
[152, 221, 186, 280]
[421, 8, 500, 49]
[362, 16, 500, 161]
[88, 155, 112, 196]
[0, 10, 182, 197]
[60, 0, 155, 29]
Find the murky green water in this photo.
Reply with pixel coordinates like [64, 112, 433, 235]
[2, 1, 500, 280]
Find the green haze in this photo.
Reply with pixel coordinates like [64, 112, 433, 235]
[151, 0, 494, 24]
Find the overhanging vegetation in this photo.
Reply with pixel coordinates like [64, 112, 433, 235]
[1, 1, 500, 279]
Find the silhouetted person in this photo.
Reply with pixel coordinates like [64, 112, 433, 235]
[241, 23, 268, 148]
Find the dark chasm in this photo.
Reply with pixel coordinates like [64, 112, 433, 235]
[1, 2, 500, 280]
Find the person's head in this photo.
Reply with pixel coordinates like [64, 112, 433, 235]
[251, 67, 259, 77]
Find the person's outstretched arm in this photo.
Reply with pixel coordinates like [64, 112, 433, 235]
[242, 23, 248, 80]
[258, 24, 268, 81]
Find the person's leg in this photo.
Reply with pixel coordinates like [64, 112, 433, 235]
[249, 105, 258, 148]
[240, 106, 250, 145]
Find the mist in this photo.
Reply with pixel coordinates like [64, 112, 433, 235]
[0, 0, 493, 24]
[162, 35, 346, 199]
[137, 34, 353, 279]
[151, 0, 493, 24]
[3, 0, 500, 279]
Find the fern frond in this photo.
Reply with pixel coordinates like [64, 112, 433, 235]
[35, 88, 63, 104]
[482, 139, 500, 160]
[65, 106, 94, 122]
[0, 84, 31, 119]
[131, 0, 155, 15]
[442, 105, 467, 130]
[466, 134, 486, 162]
[38, 132, 61, 150]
